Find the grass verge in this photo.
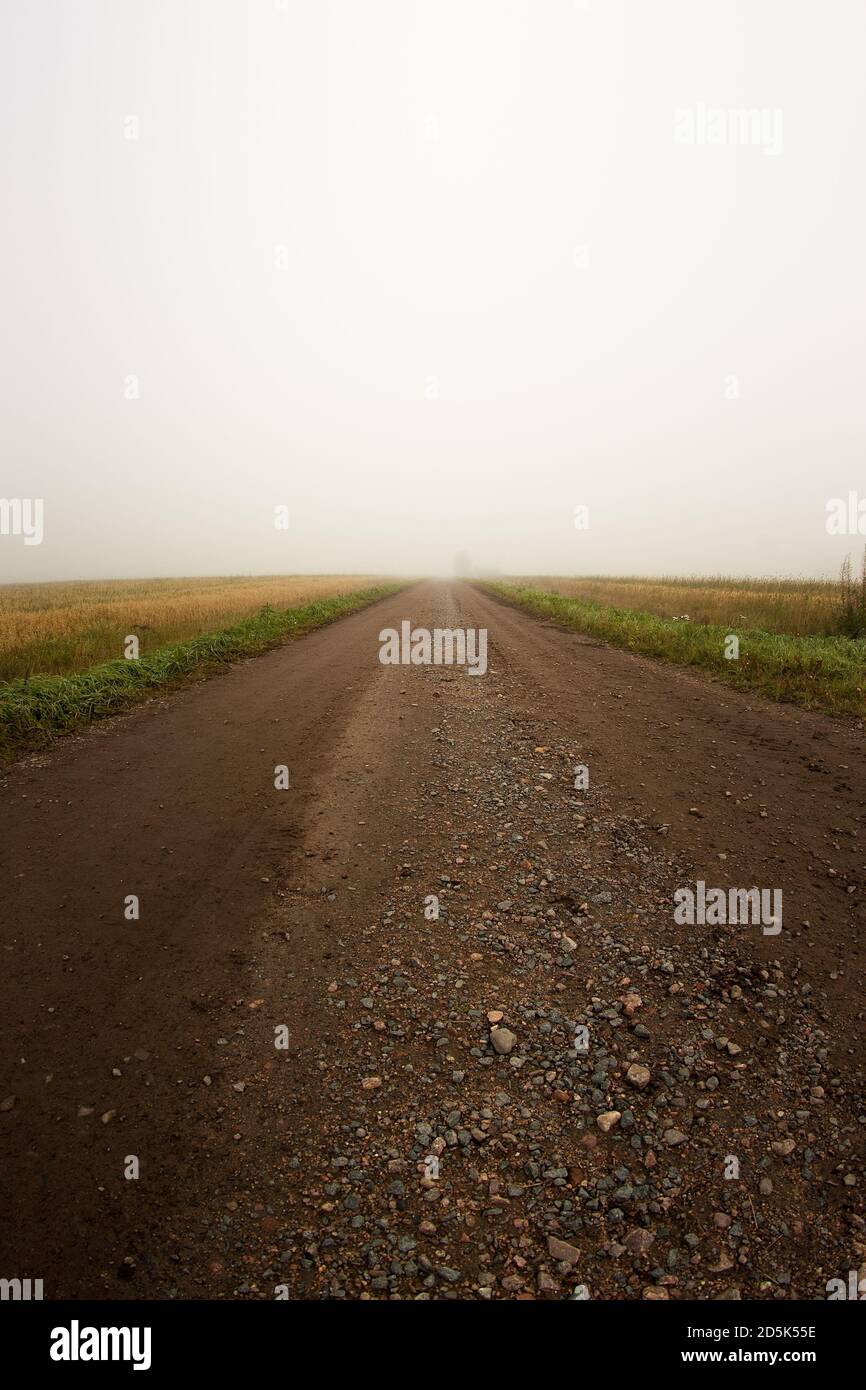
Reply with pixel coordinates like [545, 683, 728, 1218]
[480, 582, 866, 719]
[0, 585, 403, 762]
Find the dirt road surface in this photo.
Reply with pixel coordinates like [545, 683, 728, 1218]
[1, 581, 864, 1300]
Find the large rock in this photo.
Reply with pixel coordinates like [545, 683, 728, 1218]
[547, 1235, 581, 1266]
[596, 1110, 621, 1133]
[624, 1227, 655, 1255]
[626, 1063, 651, 1090]
[490, 1027, 516, 1056]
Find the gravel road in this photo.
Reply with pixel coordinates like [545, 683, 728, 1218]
[1, 581, 863, 1300]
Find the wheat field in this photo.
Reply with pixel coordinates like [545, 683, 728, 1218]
[514, 575, 841, 636]
[0, 575, 389, 682]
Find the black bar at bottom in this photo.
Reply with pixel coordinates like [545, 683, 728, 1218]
[1, 1296, 859, 1377]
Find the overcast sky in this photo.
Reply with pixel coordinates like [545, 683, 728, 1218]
[1, 0, 864, 582]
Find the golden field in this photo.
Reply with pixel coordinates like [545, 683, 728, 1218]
[0, 575, 388, 682]
[513, 576, 841, 637]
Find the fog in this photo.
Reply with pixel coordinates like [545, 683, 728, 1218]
[2, 0, 864, 583]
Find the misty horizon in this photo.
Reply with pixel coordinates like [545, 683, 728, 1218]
[3, 0, 865, 584]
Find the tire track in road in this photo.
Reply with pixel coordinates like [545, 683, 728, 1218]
[0, 585, 420, 1296]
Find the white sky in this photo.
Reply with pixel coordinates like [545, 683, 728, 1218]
[1, 0, 864, 581]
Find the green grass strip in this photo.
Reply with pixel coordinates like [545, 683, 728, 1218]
[0, 584, 403, 761]
[480, 582, 866, 719]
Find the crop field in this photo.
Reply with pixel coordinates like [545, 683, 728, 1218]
[0, 575, 391, 682]
[509, 575, 843, 636]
